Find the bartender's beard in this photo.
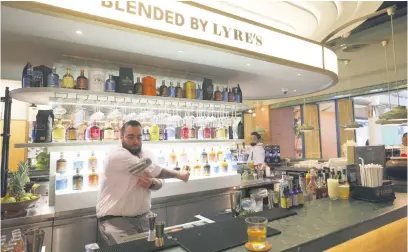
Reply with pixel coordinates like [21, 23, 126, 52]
[122, 141, 142, 155]
[250, 143, 256, 146]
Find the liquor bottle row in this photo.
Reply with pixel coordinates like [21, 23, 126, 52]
[56, 168, 99, 191]
[22, 63, 243, 102]
[33, 116, 245, 143]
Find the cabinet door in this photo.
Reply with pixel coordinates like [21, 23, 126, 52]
[52, 216, 97, 252]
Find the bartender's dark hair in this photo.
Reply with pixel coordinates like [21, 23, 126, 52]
[121, 120, 142, 135]
[251, 132, 261, 140]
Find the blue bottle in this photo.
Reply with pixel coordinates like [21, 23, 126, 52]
[105, 74, 116, 92]
[222, 86, 228, 101]
[47, 66, 60, 87]
[168, 82, 176, 97]
[22, 62, 33, 88]
[196, 84, 203, 100]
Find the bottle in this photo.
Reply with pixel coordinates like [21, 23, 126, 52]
[168, 81, 176, 97]
[204, 125, 211, 139]
[105, 74, 116, 92]
[76, 69, 88, 90]
[176, 82, 183, 98]
[286, 185, 293, 208]
[305, 171, 311, 191]
[196, 84, 203, 100]
[145, 129, 151, 141]
[77, 122, 88, 140]
[222, 86, 228, 102]
[197, 126, 204, 140]
[159, 129, 164, 141]
[72, 168, 83, 190]
[89, 121, 100, 141]
[213, 86, 222, 101]
[47, 66, 60, 88]
[133, 77, 143, 95]
[179, 149, 188, 164]
[203, 161, 211, 176]
[217, 126, 226, 139]
[280, 186, 288, 209]
[174, 161, 181, 171]
[200, 149, 208, 164]
[88, 151, 98, 171]
[166, 125, 175, 140]
[210, 126, 217, 139]
[141, 129, 146, 141]
[338, 169, 349, 199]
[150, 124, 160, 141]
[56, 152, 67, 174]
[228, 88, 234, 102]
[330, 169, 336, 179]
[181, 124, 189, 140]
[194, 160, 201, 176]
[202, 78, 214, 100]
[62, 68, 75, 89]
[102, 123, 114, 140]
[159, 80, 168, 97]
[322, 174, 328, 198]
[52, 119, 66, 142]
[22, 62, 33, 88]
[209, 148, 216, 163]
[66, 123, 78, 141]
[56, 176, 68, 191]
[221, 159, 228, 173]
[307, 169, 318, 200]
[217, 148, 224, 161]
[157, 150, 166, 166]
[297, 179, 305, 206]
[237, 121, 244, 139]
[316, 174, 323, 199]
[235, 84, 242, 103]
[169, 149, 177, 165]
[88, 167, 99, 188]
[73, 152, 84, 172]
[189, 126, 196, 139]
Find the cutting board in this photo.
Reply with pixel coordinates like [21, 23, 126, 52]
[96, 236, 177, 252]
[170, 219, 281, 252]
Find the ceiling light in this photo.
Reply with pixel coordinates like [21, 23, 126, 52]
[177, 50, 183, 53]
[297, 73, 301, 76]
[75, 30, 82, 35]
[248, 109, 253, 113]
[252, 113, 256, 117]
[294, 89, 297, 92]
[261, 107, 265, 112]
[246, 63, 251, 66]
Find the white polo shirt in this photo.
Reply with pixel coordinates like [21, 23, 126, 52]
[248, 143, 266, 164]
[96, 147, 162, 217]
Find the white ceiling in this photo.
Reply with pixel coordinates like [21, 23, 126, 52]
[193, 1, 383, 42]
[0, 6, 336, 99]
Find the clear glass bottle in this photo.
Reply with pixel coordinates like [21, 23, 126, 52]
[168, 81, 176, 97]
[56, 175, 68, 191]
[194, 160, 201, 176]
[179, 149, 188, 164]
[88, 151, 98, 171]
[56, 152, 67, 174]
[62, 68, 75, 89]
[89, 121, 100, 141]
[105, 74, 116, 92]
[103, 122, 115, 140]
[66, 122, 78, 141]
[203, 161, 211, 176]
[169, 149, 177, 166]
[221, 159, 228, 173]
[200, 149, 208, 164]
[145, 129, 151, 141]
[159, 128, 164, 141]
[189, 126, 196, 139]
[307, 169, 318, 200]
[197, 126, 204, 140]
[159, 80, 168, 97]
[88, 167, 99, 188]
[157, 149, 166, 166]
[72, 168, 83, 190]
[52, 119, 66, 142]
[76, 69, 88, 90]
[174, 161, 181, 171]
[209, 148, 216, 163]
[196, 84, 203, 100]
[47, 66, 60, 88]
[166, 125, 176, 140]
[77, 122, 88, 141]
[217, 148, 224, 162]
[73, 152, 84, 172]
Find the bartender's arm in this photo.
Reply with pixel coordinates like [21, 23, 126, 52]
[137, 166, 190, 190]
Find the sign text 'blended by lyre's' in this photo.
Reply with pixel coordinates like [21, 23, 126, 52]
[101, 1, 263, 46]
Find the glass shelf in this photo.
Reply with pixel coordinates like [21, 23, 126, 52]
[10, 87, 248, 112]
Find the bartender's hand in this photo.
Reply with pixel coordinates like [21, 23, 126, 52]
[137, 176, 153, 189]
[176, 171, 190, 182]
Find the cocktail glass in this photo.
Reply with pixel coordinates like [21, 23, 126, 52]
[245, 216, 267, 250]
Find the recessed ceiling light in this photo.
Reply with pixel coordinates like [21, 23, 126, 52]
[261, 107, 265, 112]
[177, 50, 183, 53]
[76, 30, 82, 35]
[248, 109, 253, 113]
[246, 63, 251, 66]
[252, 113, 256, 117]
[294, 89, 297, 92]
[297, 73, 301, 76]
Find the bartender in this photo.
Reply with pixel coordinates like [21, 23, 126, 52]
[248, 132, 265, 165]
[96, 120, 190, 246]
[401, 132, 407, 156]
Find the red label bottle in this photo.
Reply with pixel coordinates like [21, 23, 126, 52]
[204, 125, 211, 139]
[90, 121, 100, 141]
[181, 125, 189, 140]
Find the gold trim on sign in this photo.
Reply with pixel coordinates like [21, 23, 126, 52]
[2, 1, 338, 87]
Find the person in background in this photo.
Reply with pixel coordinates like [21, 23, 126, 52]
[248, 132, 265, 165]
[401, 132, 407, 156]
[96, 120, 190, 246]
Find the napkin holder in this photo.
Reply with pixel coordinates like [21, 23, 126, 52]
[351, 181, 395, 203]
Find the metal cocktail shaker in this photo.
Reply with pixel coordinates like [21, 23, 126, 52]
[146, 212, 157, 242]
[24, 228, 45, 252]
[155, 221, 165, 247]
[229, 191, 241, 217]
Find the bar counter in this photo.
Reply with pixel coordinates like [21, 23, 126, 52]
[162, 192, 407, 252]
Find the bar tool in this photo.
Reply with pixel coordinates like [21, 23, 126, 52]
[146, 212, 157, 242]
[24, 228, 45, 252]
[155, 221, 165, 247]
[229, 191, 241, 217]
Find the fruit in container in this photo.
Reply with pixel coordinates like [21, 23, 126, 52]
[3, 197, 16, 203]
[8, 161, 30, 201]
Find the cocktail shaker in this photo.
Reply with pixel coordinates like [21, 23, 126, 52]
[146, 212, 157, 242]
[155, 221, 165, 247]
[229, 191, 241, 217]
[24, 228, 45, 252]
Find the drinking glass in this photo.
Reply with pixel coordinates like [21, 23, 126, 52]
[327, 178, 339, 200]
[245, 216, 268, 250]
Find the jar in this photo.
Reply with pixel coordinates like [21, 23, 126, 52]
[142, 76, 156, 96]
[183, 81, 196, 99]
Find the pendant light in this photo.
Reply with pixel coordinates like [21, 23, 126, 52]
[340, 59, 362, 130]
[376, 7, 407, 125]
[299, 98, 315, 132]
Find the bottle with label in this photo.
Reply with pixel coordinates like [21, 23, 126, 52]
[66, 122, 78, 141]
[292, 180, 299, 207]
[62, 68, 75, 89]
[200, 149, 208, 164]
[89, 121, 100, 141]
[234, 84, 242, 103]
[181, 124, 189, 140]
[221, 159, 228, 173]
[307, 169, 318, 200]
[211, 126, 217, 139]
[103, 122, 115, 140]
[189, 126, 196, 139]
[73, 152, 84, 172]
[169, 149, 177, 166]
[217, 148, 224, 161]
[179, 149, 188, 164]
[166, 125, 175, 140]
[228, 88, 234, 102]
[174, 161, 181, 171]
[133, 77, 143, 95]
[194, 160, 201, 176]
[305, 171, 311, 193]
[56, 152, 67, 174]
[202, 78, 213, 101]
[217, 126, 226, 139]
[159, 80, 168, 97]
[280, 186, 288, 209]
[105, 74, 116, 92]
[77, 122, 88, 140]
[182, 161, 191, 172]
[176, 82, 183, 98]
[47, 66, 60, 88]
[145, 129, 151, 141]
[22, 62, 33, 88]
[196, 84, 203, 100]
[203, 125, 211, 139]
[159, 129, 164, 141]
[214, 86, 222, 101]
[209, 148, 216, 163]
[203, 161, 211, 176]
[286, 185, 293, 208]
[150, 124, 160, 141]
[52, 119, 66, 142]
[88, 167, 99, 188]
[237, 121, 244, 139]
[56, 176, 68, 191]
[197, 126, 204, 140]
[297, 178, 305, 206]
[157, 149, 166, 166]
[88, 151, 98, 171]
[72, 168, 83, 190]
[76, 69, 88, 90]
[168, 81, 176, 97]
[228, 126, 234, 139]
[222, 86, 228, 101]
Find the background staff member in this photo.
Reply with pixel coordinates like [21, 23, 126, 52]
[96, 120, 189, 246]
[248, 132, 265, 165]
